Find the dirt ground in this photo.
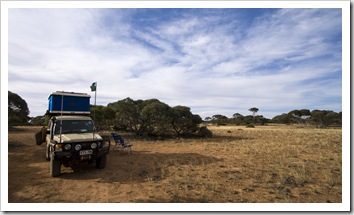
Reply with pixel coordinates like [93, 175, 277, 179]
[7, 125, 342, 207]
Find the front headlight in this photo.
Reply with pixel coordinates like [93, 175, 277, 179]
[75, 144, 82, 151]
[91, 142, 97, 149]
[64, 144, 71, 150]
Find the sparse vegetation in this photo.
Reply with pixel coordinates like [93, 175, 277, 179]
[8, 124, 341, 203]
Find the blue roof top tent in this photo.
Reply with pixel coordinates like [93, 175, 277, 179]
[47, 91, 91, 116]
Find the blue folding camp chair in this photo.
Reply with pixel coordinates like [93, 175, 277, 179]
[111, 132, 133, 155]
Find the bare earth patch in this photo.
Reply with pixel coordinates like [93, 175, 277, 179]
[8, 125, 341, 204]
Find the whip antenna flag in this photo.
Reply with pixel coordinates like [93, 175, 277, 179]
[90, 82, 97, 139]
[90, 82, 97, 92]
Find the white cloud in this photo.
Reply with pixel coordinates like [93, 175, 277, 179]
[7, 8, 342, 119]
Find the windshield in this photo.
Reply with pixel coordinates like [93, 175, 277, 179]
[54, 120, 94, 134]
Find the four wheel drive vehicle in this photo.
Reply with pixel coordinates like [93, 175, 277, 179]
[45, 115, 111, 177]
[36, 91, 111, 177]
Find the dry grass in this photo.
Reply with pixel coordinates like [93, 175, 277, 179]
[8, 124, 342, 203]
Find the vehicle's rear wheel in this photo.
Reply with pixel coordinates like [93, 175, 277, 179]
[50, 153, 61, 177]
[96, 155, 107, 169]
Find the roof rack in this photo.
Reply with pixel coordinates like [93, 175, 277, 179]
[47, 91, 91, 116]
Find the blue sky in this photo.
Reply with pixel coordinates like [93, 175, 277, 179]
[7, 7, 343, 119]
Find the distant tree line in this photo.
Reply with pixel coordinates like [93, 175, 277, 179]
[271, 109, 342, 128]
[205, 107, 269, 127]
[10, 91, 341, 131]
[205, 108, 342, 128]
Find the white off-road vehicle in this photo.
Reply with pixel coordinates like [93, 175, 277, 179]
[37, 91, 110, 177]
[45, 115, 110, 177]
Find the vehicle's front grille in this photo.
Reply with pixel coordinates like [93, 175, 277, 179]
[80, 142, 91, 150]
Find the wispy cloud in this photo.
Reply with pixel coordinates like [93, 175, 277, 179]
[7, 8, 342, 119]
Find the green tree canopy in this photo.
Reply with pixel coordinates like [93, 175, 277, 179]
[248, 107, 259, 117]
[310, 110, 340, 128]
[271, 109, 341, 127]
[108, 97, 144, 135]
[170, 106, 202, 136]
[30, 115, 46, 126]
[211, 114, 228, 125]
[8, 91, 30, 126]
[108, 97, 206, 137]
[90, 105, 116, 130]
[271, 113, 291, 124]
[232, 113, 244, 125]
[288, 109, 311, 124]
[140, 99, 171, 135]
[232, 113, 243, 118]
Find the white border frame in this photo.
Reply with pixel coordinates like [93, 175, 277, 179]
[1, 0, 350, 212]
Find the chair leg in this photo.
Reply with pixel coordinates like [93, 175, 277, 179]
[112, 145, 122, 152]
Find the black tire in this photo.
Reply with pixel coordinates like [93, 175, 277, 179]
[50, 153, 61, 177]
[96, 154, 107, 169]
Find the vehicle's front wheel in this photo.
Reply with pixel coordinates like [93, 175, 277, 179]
[50, 153, 61, 177]
[96, 155, 107, 169]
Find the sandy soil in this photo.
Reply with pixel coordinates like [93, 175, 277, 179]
[8, 126, 222, 204]
[7, 125, 342, 206]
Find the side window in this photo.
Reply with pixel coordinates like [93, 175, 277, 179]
[53, 122, 58, 135]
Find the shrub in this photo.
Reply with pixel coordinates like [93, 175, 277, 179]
[196, 126, 213, 138]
